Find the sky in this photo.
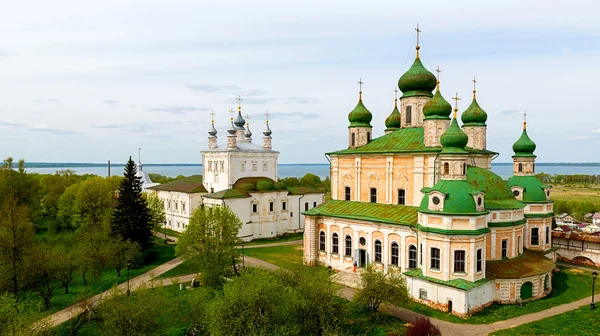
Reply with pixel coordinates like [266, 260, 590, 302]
[1, 0, 599, 164]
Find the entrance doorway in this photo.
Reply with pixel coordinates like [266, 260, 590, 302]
[520, 282, 533, 300]
[359, 249, 366, 268]
[447, 300, 453, 313]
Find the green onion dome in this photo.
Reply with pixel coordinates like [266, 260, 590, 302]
[512, 128, 536, 157]
[348, 98, 373, 128]
[385, 103, 401, 130]
[461, 94, 488, 126]
[423, 89, 452, 120]
[398, 58, 436, 98]
[440, 117, 468, 153]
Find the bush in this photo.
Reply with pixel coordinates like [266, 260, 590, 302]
[404, 317, 441, 336]
[256, 180, 275, 191]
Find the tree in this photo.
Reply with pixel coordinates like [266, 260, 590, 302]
[96, 286, 164, 335]
[354, 265, 409, 321]
[111, 158, 153, 250]
[176, 205, 242, 288]
[300, 173, 322, 189]
[29, 243, 62, 310]
[0, 158, 41, 216]
[0, 195, 34, 297]
[110, 238, 141, 277]
[53, 242, 79, 294]
[144, 192, 166, 231]
[0, 293, 49, 336]
[39, 170, 82, 220]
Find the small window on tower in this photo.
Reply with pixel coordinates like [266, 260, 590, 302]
[345, 187, 351, 201]
[443, 162, 450, 175]
[370, 188, 377, 203]
[406, 106, 412, 125]
[367, 132, 371, 142]
[518, 163, 523, 172]
[351, 133, 356, 147]
[398, 189, 406, 205]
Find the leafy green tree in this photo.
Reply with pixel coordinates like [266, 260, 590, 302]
[110, 238, 141, 277]
[29, 243, 62, 310]
[53, 242, 79, 294]
[300, 173, 322, 189]
[0, 293, 48, 336]
[39, 170, 82, 219]
[0, 158, 41, 215]
[208, 268, 296, 336]
[111, 158, 153, 250]
[144, 192, 166, 231]
[354, 265, 409, 321]
[75, 223, 112, 286]
[0, 195, 35, 297]
[96, 286, 165, 335]
[176, 205, 242, 288]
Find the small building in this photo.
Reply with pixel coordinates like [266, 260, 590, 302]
[553, 231, 600, 267]
[555, 213, 574, 225]
[583, 223, 600, 234]
[593, 213, 600, 225]
[148, 175, 207, 231]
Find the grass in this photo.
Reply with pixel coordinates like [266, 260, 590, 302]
[25, 239, 176, 317]
[550, 183, 600, 205]
[491, 305, 600, 335]
[409, 266, 600, 324]
[243, 244, 304, 269]
[156, 258, 197, 279]
[244, 232, 304, 246]
[160, 228, 182, 238]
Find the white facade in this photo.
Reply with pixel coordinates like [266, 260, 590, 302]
[151, 189, 204, 231]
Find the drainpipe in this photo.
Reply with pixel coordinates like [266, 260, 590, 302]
[298, 194, 305, 230]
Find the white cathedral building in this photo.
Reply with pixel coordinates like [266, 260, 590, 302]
[148, 103, 325, 241]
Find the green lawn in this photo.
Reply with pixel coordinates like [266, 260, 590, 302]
[243, 244, 304, 269]
[156, 258, 197, 279]
[159, 228, 182, 238]
[24, 239, 176, 317]
[491, 305, 600, 335]
[244, 232, 303, 246]
[410, 266, 600, 324]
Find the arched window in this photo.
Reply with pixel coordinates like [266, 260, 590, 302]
[406, 106, 412, 125]
[367, 132, 371, 142]
[332, 233, 339, 254]
[319, 231, 326, 251]
[345, 235, 352, 257]
[351, 133, 356, 147]
[408, 245, 417, 269]
[391, 242, 399, 265]
[443, 162, 450, 175]
[518, 163, 523, 172]
[374, 240, 382, 262]
[463, 163, 467, 175]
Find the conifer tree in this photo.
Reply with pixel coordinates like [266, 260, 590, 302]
[111, 157, 153, 250]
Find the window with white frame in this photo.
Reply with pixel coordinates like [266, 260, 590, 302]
[252, 203, 258, 213]
[269, 201, 274, 212]
[319, 231, 326, 251]
[370, 188, 377, 203]
[430, 247, 440, 270]
[332, 233, 339, 254]
[501, 239, 508, 258]
[454, 250, 466, 273]
[282, 201, 287, 211]
[263, 162, 267, 171]
[182, 203, 186, 213]
[241, 161, 246, 171]
[476, 248, 483, 272]
[408, 245, 417, 269]
[345, 187, 351, 201]
[419, 243, 423, 265]
[531, 228, 539, 245]
[252, 161, 257, 171]
[398, 189, 406, 205]
[214, 173, 219, 183]
[208, 161, 212, 172]
[545, 227, 550, 244]
[220, 161, 224, 172]
[345, 235, 352, 257]
[175, 202, 178, 211]
[374, 239, 382, 262]
[391, 242, 399, 266]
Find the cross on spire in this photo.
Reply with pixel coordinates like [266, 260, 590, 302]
[415, 23, 421, 58]
[210, 110, 216, 123]
[394, 88, 398, 106]
[472, 77, 477, 99]
[265, 111, 270, 124]
[523, 110, 527, 130]
[358, 78, 364, 100]
[236, 96, 243, 112]
[245, 113, 250, 125]
[435, 65, 441, 91]
[452, 92, 461, 118]
[138, 147, 142, 164]
[229, 108, 234, 120]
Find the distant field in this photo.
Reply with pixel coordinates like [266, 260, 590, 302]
[549, 183, 600, 204]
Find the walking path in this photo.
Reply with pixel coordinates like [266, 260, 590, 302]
[153, 231, 302, 250]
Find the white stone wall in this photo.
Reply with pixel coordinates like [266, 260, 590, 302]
[400, 96, 430, 127]
[202, 151, 278, 193]
[155, 190, 204, 232]
[407, 277, 469, 315]
[423, 119, 450, 147]
[464, 126, 487, 150]
[348, 127, 373, 148]
[513, 157, 536, 176]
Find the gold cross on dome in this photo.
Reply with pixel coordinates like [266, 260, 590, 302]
[245, 113, 250, 125]
[394, 88, 398, 100]
[523, 110, 527, 129]
[358, 78, 364, 92]
[435, 65, 441, 82]
[472, 77, 477, 91]
[209, 110, 216, 122]
[236, 95, 243, 111]
[229, 108, 234, 119]
[265, 110, 270, 121]
[415, 23, 421, 47]
[452, 92, 461, 118]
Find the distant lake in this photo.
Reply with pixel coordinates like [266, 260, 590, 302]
[22, 162, 600, 180]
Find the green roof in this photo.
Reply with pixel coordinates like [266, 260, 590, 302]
[486, 249, 554, 279]
[348, 98, 373, 128]
[506, 175, 550, 203]
[147, 175, 207, 193]
[303, 200, 417, 226]
[287, 186, 322, 195]
[512, 128, 537, 158]
[397, 57, 436, 98]
[423, 89, 451, 120]
[440, 118, 469, 154]
[419, 180, 485, 215]
[404, 268, 489, 291]
[328, 127, 497, 156]
[461, 97, 488, 126]
[467, 166, 526, 210]
[203, 188, 251, 199]
[385, 103, 401, 130]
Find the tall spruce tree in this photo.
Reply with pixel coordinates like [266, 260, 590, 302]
[111, 157, 153, 250]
